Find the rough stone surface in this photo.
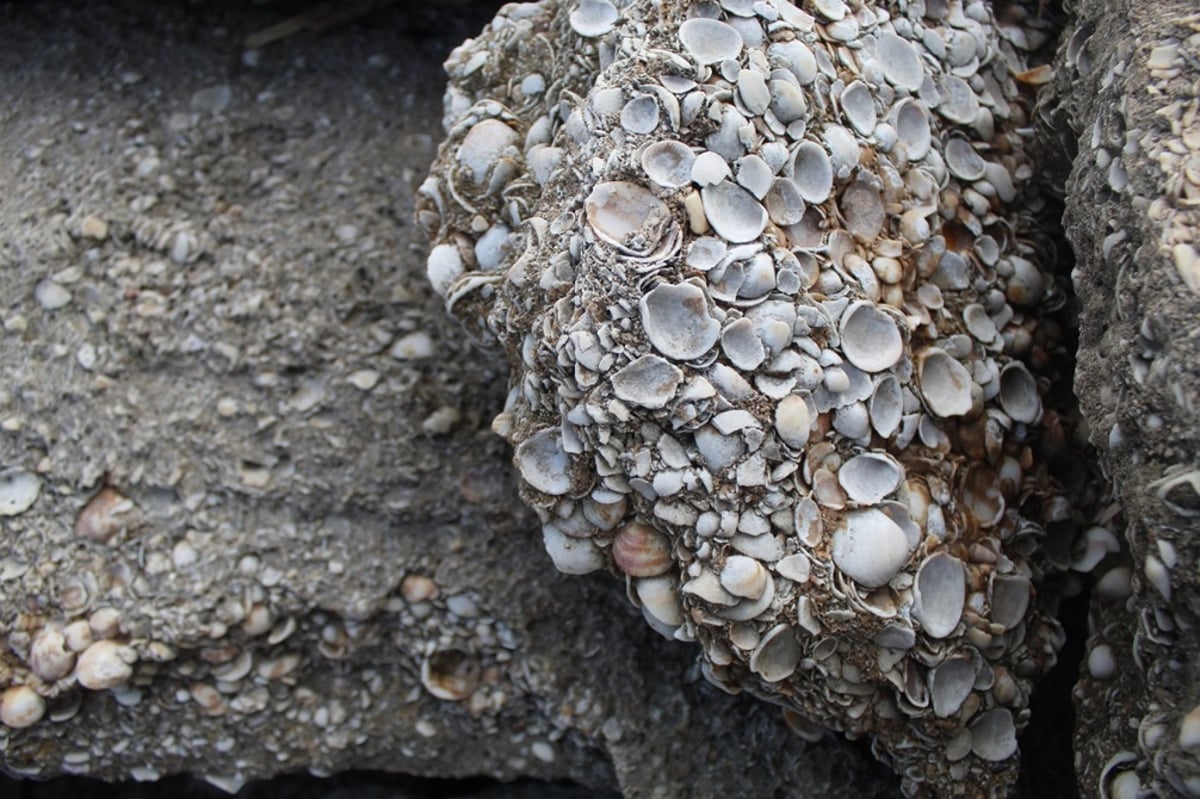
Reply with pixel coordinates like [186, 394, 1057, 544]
[1038, 0, 1200, 796]
[0, 1, 899, 797]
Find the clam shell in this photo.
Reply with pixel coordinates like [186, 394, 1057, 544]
[929, 657, 975, 718]
[457, 119, 518, 185]
[917, 348, 974, 418]
[679, 18, 743, 64]
[944, 137, 986, 181]
[641, 140, 695, 188]
[585, 181, 670, 251]
[721, 318, 766, 370]
[989, 574, 1031, 630]
[837, 452, 903, 504]
[515, 429, 572, 495]
[832, 508, 912, 588]
[840, 80, 877, 136]
[636, 575, 683, 627]
[612, 522, 673, 577]
[840, 302, 903, 373]
[774, 394, 812, 448]
[969, 708, 1018, 762]
[736, 69, 770, 115]
[765, 178, 806, 226]
[640, 283, 720, 361]
[720, 555, 769, 599]
[839, 178, 884, 242]
[610, 354, 684, 409]
[869, 375, 903, 437]
[692, 151, 731, 186]
[938, 75, 981, 125]
[701, 181, 768, 244]
[768, 41, 817, 85]
[543, 523, 604, 574]
[998, 362, 1041, 424]
[876, 32, 923, 92]
[421, 649, 480, 701]
[749, 625, 802, 682]
[892, 99, 931, 161]
[620, 96, 661, 135]
[0, 470, 40, 517]
[912, 553, 965, 639]
[568, 0, 618, 37]
[790, 141, 833, 204]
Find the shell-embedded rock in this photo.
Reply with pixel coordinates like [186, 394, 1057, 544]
[419, 0, 1077, 793]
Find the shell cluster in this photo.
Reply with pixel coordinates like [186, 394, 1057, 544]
[418, 0, 1073, 794]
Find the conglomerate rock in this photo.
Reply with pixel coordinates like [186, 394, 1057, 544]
[1036, 1, 1200, 797]
[0, 2, 900, 797]
[418, 0, 1095, 795]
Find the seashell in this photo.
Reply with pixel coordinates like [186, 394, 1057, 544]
[750, 625, 802, 682]
[678, 18, 743, 64]
[692, 151, 732, 186]
[515, 429, 572, 495]
[718, 572, 776, 621]
[969, 708, 1018, 762]
[876, 32, 923, 92]
[775, 553, 811, 583]
[912, 553, 965, 639]
[837, 452, 903, 504]
[823, 126, 860, 176]
[989, 574, 1030, 630]
[937, 75, 981, 125]
[701, 181, 768, 244]
[475, 225, 512, 271]
[641, 140, 695, 188]
[962, 303, 997, 344]
[421, 649, 480, 701]
[457, 119, 519, 185]
[768, 41, 817, 85]
[0, 686, 45, 729]
[917, 348, 974, 418]
[874, 623, 915, 650]
[585, 181, 671, 251]
[30, 627, 75, 682]
[736, 69, 770, 116]
[790, 141, 833, 204]
[612, 522, 673, 577]
[640, 282, 720, 361]
[720, 555, 769, 600]
[686, 236, 727, 271]
[774, 394, 812, 448]
[636, 575, 684, 628]
[769, 80, 809, 124]
[944, 137, 986, 181]
[734, 155, 773, 200]
[893, 99, 931, 161]
[621, 96, 660, 135]
[721, 318, 766, 370]
[426, 243, 464, 297]
[899, 207, 931, 245]
[998, 362, 1041, 424]
[929, 657, 976, 718]
[840, 302, 903, 373]
[0, 470, 40, 517]
[840, 80, 877, 136]
[683, 571, 739, 606]
[869, 375, 903, 438]
[765, 178, 806, 226]
[610, 354, 684, 409]
[543, 523, 604, 574]
[583, 494, 628, 531]
[569, 0, 618, 37]
[75, 640, 137, 690]
[839, 178, 884, 242]
[74, 487, 134, 543]
[962, 462, 1004, 527]
[832, 508, 912, 588]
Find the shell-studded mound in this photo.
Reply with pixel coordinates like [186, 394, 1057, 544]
[418, 0, 1087, 794]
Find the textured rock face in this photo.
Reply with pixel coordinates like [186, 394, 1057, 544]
[0, 2, 901, 797]
[418, 0, 1091, 795]
[1037, 2, 1200, 797]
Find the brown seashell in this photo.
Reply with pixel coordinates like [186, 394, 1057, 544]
[74, 488, 134, 543]
[612, 522, 673, 577]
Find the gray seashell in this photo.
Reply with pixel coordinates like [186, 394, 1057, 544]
[683, 571, 739, 606]
[837, 452, 903, 504]
[620, 95, 661, 134]
[426, 243, 464, 297]
[768, 41, 817, 85]
[832, 508, 913, 588]
[839, 178, 884, 242]
[515, 429, 572, 495]
[823, 126, 860, 176]
[912, 552, 965, 639]
[610, 354, 684, 409]
[774, 394, 812, 448]
[457, 119, 519, 185]
[776, 553, 811, 583]
[929, 657, 976, 718]
[585, 181, 671, 252]
[717, 572, 776, 621]
[692, 150, 731, 186]
[989, 574, 1031, 630]
[790, 141, 833, 204]
[918, 348, 974, 418]
[969, 708, 1018, 762]
[679, 18, 743, 64]
[569, 0, 618, 37]
[701, 181, 768, 243]
[998, 362, 1041, 424]
[750, 625, 802, 682]
[769, 80, 809, 124]
[641, 140, 696, 188]
[876, 32, 923, 92]
[841, 80, 877, 136]
[735, 155, 773, 200]
[840, 302, 903, 373]
[937, 75, 981, 125]
[764, 178, 806, 226]
[869, 375, 903, 437]
[640, 282, 721, 361]
[962, 303, 998, 343]
[721, 318, 766, 370]
[737, 69, 771, 115]
[944, 137, 986, 181]
[893, 99, 931, 161]
[686, 236, 727, 271]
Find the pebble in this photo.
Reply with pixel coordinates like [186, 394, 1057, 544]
[80, 214, 109, 240]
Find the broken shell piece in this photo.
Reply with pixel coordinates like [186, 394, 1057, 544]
[30, 627, 75, 681]
[678, 18, 742, 64]
[640, 283, 720, 361]
[832, 508, 912, 588]
[749, 625, 801, 682]
[912, 553, 965, 639]
[720, 555, 770, 600]
[515, 429, 572, 495]
[998, 362, 1041, 424]
[970, 708, 1018, 762]
[75, 487, 134, 543]
[611, 354, 684, 409]
[612, 522, 673, 577]
[721, 318, 766, 370]
[840, 302, 903, 373]
[701, 181, 768, 244]
[837, 452, 903, 504]
[918, 348, 974, 418]
[641, 140, 695, 188]
[569, 0, 618, 37]
[420, 649, 480, 701]
[585, 181, 671, 251]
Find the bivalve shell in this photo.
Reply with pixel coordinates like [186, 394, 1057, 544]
[832, 508, 912, 588]
[790, 141, 833, 204]
[75, 640, 137, 690]
[515, 429, 573, 495]
[641, 140, 695, 188]
[420, 649, 480, 701]
[918, 348, 974, 418]
[611, 354, 684, 409]
[969, 708, 1018, 762]
[585, 181, 671, 251]
[0, 470, 40, 517]
[840, 302, 903, 373]
[612, 522, 673, 577]
[929, 657, 976, 718]
[837, 452, 903, 504]
[749, 625, 802, 682]
[678, 18, 742, 64]
[720, 555, 770, 600]
[569, 0, 618, 37]
[998, 362, 1041, 424]
[989, 574, 1031, 630]
[701, 181, 768, 244]
[912, 553, 965, 639]
[0, 686, 45, 729]
[640, 283, 720, 361]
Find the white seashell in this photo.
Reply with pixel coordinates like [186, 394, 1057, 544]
[678, 18, 743, 64]
[515, 429, 572, 495]
[790, 141, 833, 204]
[840, 80, 877, 136]
[839, 178, 884, 242]
[962, 462, 1005, 527]
[569, 0, 618, 37]
[938, 75, 981, 125]
[840, 302, 903, 373]
[686, 237, 727, 271]
[610, 354, 684, 409]
[636, 575, 683, 627]
[640, 283, 720, 361]
[765, 178, 806, 226]
[612, 522, 673, 577]
[426, 243, 464, 297]
[810, 0, 846, 20]
[769, 80, 809, 124]
[474, 225, 512, 271]
[621, 96, 660, 135]
[929, 657, 976, 718]
[768, 41, 817, 85]
[641, 140, 695, 188]
[701, 181, 768, 244]
[998, 362, 1041, 424]
[869, 375, 903, 438]
[457, 119, 519, 185]
[720, 555, 769, 599]
[421, 649, 480, 701]
[912, 553, 965, 639]
[735, 155, 773, 200]
[899, 207, 931, 245]
[775, 553, 811, 583]
[691, 151, 731, 186]
[543, 523, 604, 574]
[0, 470, 40, 517]
[944, 137, 986, 181]
[969, 708, 1018, 762]
[1179, 705, 1200, 752]
[721, 318, 766, 371]
[718, 573, 776, 621]
[585, 181, 670, 251]
[989, 574, 1031, 630]
[75, 640, 137, 690]
[749, 625, 802, 682]
[917, 348, 973, 418]
[0, 686, 45, 729]
[683, 571, 739, 606]
[962, 303, 998, 344]
[30, 627, 75, 682]
[832, 508, 912, 588]
[822, 126, 860, 176]
[893, 99, 932, 161]
[837, 452, 903, 504]
[736, 69, 771, 115]
[774, 394, 812, 448]
[876, 32, 923, 92]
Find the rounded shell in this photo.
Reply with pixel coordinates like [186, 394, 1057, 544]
[612, 522, 673, 577]
[912, 553, 965, 639]
[640, 283, 720, 361]
[0, 686, 45, 729]
[641, 140, 695, 188]
[840, 302, 903, 373]
[837, 452, 903, 504]
[75, 640, 136, 690]
[515, 429, 573, 495]
[420, 649, 480, 701]
[831, 508, 912, 588]
[678, 18, 743, 64]
[918, 348, 974, 418]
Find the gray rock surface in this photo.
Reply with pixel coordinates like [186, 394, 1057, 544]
[0, 1, 899, 797]
[1037, 1, 1200, 796]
